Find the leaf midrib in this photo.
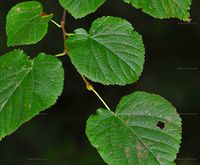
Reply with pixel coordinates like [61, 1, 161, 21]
[10, 12, 42, 44]
[0, 67, 32, 113]
[112, 112, 161, 164]
[89, 37, 138, 75]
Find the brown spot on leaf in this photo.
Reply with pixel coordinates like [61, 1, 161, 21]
[125, 147, 131, 158]
[136, 141, 148, 159]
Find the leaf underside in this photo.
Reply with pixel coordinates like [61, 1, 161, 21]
[6, 1, 53, 46]
[59, 0, 191, 20]
[86, 91, 182, 165]
[59, 0, 106, 19]
[123, 0, 191, 21]
[66, 16, 145, 85]
[0, 50, 64, 140]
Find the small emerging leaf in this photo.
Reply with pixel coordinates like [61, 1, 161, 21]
[123, 0, 192, 21]
[6, 1, 53, 46]
[59, 0, 106, 19]
[66, 16, 145, 85]
[0, 50, 64, 140]
[86, 91, 182, 165]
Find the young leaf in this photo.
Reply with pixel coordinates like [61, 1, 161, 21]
[123, 0, 192, 21]
[66, 16, 145, 85]
[6, 1, 53, 46]
[0, 50, 64, 140]
[59, 0, 106, 19]
[86, 91, 182, 165]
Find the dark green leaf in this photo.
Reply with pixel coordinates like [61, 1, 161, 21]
[123, 0, 192, 21]
[66, 16, 145, 85]
[86, 91, 182, 165]
[6, 1, 53, 46]
[59, 0, 106, 19]
[0, 50, 64, 140]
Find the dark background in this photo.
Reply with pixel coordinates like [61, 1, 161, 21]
[0, 0, 199, 165]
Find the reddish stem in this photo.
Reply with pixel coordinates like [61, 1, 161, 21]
[60, 10, 67, 54]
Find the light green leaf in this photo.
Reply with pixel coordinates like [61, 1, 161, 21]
[0, 50, 64, 140]
[123, 0, 192, 21]
[6, 1, 53, 46]
[66, 16, 145, 85]
[59, 0, 106, 19]
[86, 91, 182, 165]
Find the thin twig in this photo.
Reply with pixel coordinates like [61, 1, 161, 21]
[59, 8, 111, 111]
[60, 9, 67, 54]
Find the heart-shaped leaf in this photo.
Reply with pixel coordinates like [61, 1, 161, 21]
[86, 91, 182, 165]
[6, 1, 53, 46]
[0, 50, 64, 140]
[66, 16, 145, 85]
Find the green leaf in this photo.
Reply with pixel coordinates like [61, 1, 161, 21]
[0, 50, 64, 140]
[123, 0, 192, 21]
[66, 16, 145, 85]
[86, 91, 182, 165]
[59, 0, 106, 19]
[6, 1, 53, 46]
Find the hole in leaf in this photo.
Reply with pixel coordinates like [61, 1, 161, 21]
[156, 121, 165, 129]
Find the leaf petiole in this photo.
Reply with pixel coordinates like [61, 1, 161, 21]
[66, 33, 74, 36]
[55, 52, 66, 57]
[81, 76, 111, 111]
[51, 19, 61, 28]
